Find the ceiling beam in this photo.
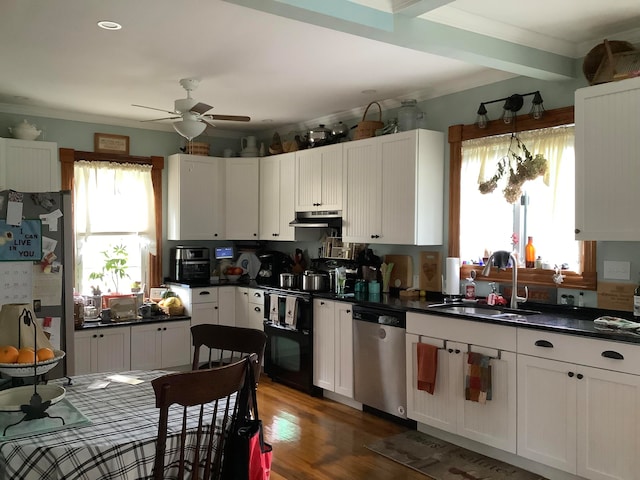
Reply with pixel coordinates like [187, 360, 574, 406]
[223, 0, 576, 81]
[394, 0, 456, 17]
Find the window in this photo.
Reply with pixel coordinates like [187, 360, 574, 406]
[460, 126, 577, 270]
[59, 148, 164, 294]
[73, 161, 156, 295]
[448, 106, 597, 290]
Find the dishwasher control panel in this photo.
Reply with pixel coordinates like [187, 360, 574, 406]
[352, 305, 406, 328]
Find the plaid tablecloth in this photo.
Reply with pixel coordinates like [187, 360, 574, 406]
[0, 370, 233, 480]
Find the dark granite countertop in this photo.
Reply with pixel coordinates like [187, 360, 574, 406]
[76, 314, 191, 330]
[313, 291, 640, 345]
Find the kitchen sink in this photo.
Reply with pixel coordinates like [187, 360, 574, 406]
[428, 303, 540, 320]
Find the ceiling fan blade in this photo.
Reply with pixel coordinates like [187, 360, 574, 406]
[189, 102, 214, 115]
[140, 116, 181, 122]
[132, 104, 178, 115]
[205, 114, 251, 122]
[202, 117, 217, 127]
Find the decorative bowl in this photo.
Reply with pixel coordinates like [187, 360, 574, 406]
[0, 384, 66, 412]
[0, 350, 65, 378]
[226, 274, 241, 282]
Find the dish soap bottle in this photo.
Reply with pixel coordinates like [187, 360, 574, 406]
[525, 236, 536, 268]
[464, 270, 476, 300]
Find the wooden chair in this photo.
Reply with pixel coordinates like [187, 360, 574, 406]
[151, 354, 255, 480]
[191, 324, 267, 383]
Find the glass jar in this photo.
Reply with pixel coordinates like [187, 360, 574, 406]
[397, 99, 423, 132]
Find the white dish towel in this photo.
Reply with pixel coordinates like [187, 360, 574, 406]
[285, 297, 298, 327]
[269, 294, 279, 323]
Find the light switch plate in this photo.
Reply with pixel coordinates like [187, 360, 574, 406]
[603, 260, 631, 280]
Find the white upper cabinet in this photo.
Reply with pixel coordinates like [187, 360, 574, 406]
[225, 157, 259, 240]
[575, 76, 640, 240]
[343, 129, 444, 245]
[295, 143, 343, 212]
[259, 152, 296, 241]
[0, 139, 60, 192]
[167, 154, 225, 240]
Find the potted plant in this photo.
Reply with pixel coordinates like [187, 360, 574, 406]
[89, 244, 130, 294]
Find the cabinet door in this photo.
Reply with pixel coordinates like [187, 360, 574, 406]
[577, 365, 640, 480]
[277, 152, 296, 240]
[342, 137, 381, 243]
[575, 76, 640, 240]
[295, 144, 343, 211]
[0, 139, 60, 191]
[313, 299, 335, 390]
[95, 326, 131, 373]
[235, 288, 250, 328]
[225, 157, 259, 240]
[74, 330, 93, 375]
[167, 155, 225, 240]
[456, 346, 517, 454]
[160, 321, 191, 368]
[405, 334, 457, 432]
[517, 354, 577, 474]
[259, 156, 280, 240]
[131, 324, 161, 370]
[334, 302, 353, 398]
[218, 286, 236, 326]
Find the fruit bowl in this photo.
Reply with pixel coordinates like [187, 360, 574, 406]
[226, 274, 241, 282]
[0, 350, 65, 378]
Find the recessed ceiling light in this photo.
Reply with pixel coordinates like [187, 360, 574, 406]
[97, 20, 122, 31]
[361, 89, 377, 94]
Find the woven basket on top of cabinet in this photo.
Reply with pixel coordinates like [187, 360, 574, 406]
[353, 102, 384, 140]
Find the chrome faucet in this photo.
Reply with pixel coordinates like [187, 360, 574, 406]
[481, 250, 528, 309]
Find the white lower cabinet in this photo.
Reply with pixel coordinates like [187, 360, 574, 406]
[74, 326, 131, 375]
[313, 299, 354, 398]
[406, 313, 517, 453]
[130, 320, 191, 370]
[217, 286, 236, 326]
[517, 329, 640, 480]
[247, 288, 265, 331]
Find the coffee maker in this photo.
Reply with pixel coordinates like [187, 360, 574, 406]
[256, 251, 293, 286]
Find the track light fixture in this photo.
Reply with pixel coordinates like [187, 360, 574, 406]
[475, 91, 544, 128]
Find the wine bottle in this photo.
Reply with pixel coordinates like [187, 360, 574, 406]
[525, 236, 536, 268]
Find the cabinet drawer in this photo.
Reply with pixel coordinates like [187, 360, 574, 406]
[517, 328, 640, 375]
[248, 288, 264, 305]
[190, 287, 218, 304]
[407, 313, 516, 351]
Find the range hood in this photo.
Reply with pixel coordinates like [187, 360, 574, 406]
[289, 210, 342, 228]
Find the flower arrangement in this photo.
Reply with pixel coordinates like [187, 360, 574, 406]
[478, 135, 548, 203]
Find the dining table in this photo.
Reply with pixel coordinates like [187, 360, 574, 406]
[0, 369, 232, 480]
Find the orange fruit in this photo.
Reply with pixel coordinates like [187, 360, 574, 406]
[16, 348, 37, 364]
[0, 345, 19, 363]
[36, 347, 55, 362]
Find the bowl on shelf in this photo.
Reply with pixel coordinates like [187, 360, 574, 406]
[0, 350, 65, 378]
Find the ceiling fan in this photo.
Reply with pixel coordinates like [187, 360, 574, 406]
[132, 78, 250, 140]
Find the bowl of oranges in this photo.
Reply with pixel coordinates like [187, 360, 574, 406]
[0, 346, 65, 377]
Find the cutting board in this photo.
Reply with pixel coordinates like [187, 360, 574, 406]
[419, 251, 442, 292]
[383, 255, 413, 288]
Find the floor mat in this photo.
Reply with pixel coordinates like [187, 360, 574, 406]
[366, 430, 547, 480]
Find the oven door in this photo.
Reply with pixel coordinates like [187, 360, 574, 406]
[264, 322, 318, 396]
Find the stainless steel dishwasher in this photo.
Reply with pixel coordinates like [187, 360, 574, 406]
[353, 304, 407, 419]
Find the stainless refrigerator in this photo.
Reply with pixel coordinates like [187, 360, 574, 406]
[0, 190, 74, 379]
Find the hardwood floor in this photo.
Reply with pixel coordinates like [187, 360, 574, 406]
[256, 375, 430, 480]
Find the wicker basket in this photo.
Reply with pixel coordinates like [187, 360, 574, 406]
[582, 39, 636, 85]
[186, 142, 210, 156]
[353, 102, 384, 140]
[161, 304, 185, 316]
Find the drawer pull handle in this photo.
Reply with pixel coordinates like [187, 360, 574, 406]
[568, 371, 574, 378]
[447, 348, 453, 353]
[602, 350, 624, 360]
[455, 349, 461, 354]
[577, 373, 584, 380]
[254, 307, 261, 312]
[199, 291, 211, 296]
[535, 340, 554, 348]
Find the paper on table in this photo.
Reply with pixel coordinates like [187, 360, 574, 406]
[87, 380, 111, 389]
[106, 374, 144, 385]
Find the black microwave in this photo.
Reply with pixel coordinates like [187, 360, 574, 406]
[170, 246, 211, 285]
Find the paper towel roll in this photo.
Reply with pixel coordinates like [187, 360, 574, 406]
[444, 257, 461, 295]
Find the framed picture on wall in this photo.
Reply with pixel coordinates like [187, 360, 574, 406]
[94, 133, 130, 155]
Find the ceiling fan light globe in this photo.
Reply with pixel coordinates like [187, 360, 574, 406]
[173, 119, 206, 140]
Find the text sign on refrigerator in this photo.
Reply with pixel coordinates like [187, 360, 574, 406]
[0, 219, 43, 261]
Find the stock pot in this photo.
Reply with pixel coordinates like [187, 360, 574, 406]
[280, 273, 298, 289]
[302, 271, 328, 291]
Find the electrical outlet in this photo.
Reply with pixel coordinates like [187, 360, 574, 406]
[603, 261, 631, 280]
